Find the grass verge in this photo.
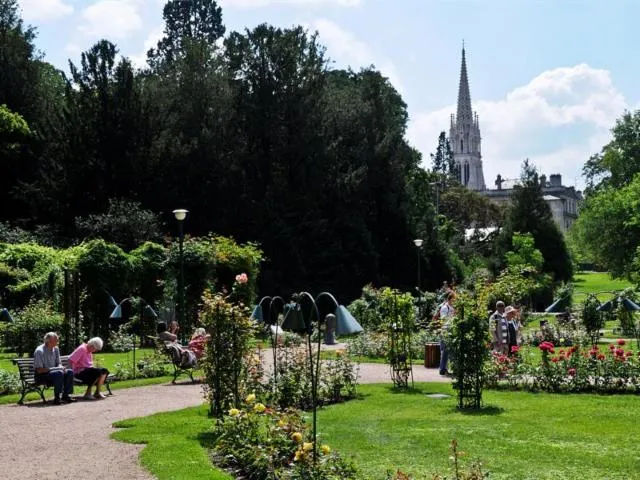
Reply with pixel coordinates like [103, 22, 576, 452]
[110, 383, 640, 480]
[112, 404, 232, 480]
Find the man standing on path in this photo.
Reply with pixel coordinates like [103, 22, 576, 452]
[434, 292, 456, 375]
[34, 332, 75, 405]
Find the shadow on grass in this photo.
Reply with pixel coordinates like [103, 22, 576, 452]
[453, 405, 504, 416]
[384, 385, 426, 395]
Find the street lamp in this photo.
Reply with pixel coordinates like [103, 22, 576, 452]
[413, 239, 423, 291]
[173, 209, 189, 343]
[108, 295, 158, 379]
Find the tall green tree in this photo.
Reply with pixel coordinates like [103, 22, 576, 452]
[430, 131, 455, 177]
[583, 110, 640, 195]
[148, 0, 225, 69]
[497, 160, 572, 282]
[572, 176, 640, 278]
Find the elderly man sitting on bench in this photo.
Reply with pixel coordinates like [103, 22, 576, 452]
[34, 332, 75, 405]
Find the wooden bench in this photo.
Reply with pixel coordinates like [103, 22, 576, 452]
[149, 337, 196, 384]
[12, 355, 115, 405]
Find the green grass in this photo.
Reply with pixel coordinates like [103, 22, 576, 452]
[573, 272, 632, 303]
[111, 383, 640, 480]
[112, 405, 232, 480]
[317, 384, 640, 479]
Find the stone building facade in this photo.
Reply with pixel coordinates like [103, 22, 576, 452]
[449, 47, 581, 233]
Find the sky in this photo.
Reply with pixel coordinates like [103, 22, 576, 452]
[16, 0, 640, 191]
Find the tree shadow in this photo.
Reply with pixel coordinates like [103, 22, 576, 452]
[454, 405, 504, 416]
[384, 385, 426, 395]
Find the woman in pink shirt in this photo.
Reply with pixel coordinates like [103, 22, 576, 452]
[68, 337, 109, 400]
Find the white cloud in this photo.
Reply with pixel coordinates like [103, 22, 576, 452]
[309, 18, 403, 94]
[129, 26, 164, 68]
[222, 0, 361, 7]
[78, 0, 143, 40]
[19, 0, 73, 22]
[407, 64, 627, 190]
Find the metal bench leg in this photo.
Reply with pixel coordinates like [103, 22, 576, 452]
[18, 388, 27, 405]
[39, 388, 47, 404]
[105, 382, 113, 395]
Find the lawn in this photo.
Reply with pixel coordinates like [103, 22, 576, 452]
[112, 383, 640, 480]
[573, 272, 632, 303]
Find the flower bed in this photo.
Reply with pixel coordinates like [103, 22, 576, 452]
[485, 340, 640, 393]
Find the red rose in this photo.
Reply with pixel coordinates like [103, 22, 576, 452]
[597, 354, 606, 360]
[568, 368, 576, 376]
[551, 357, 559, 363]
[615, 349, 624, 357]
[617, 339, 626, 346]
[626, 351, 633, 357]
[609, 344, 616, 350]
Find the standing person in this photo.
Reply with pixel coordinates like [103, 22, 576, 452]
[435, 292, 456, 375]
[68, 337, 110, 400]
[33, 332, 75, 405]
[505, 306, 520, 355]
[490, 301, 507, 353]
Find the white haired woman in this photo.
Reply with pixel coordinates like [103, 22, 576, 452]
[68, 337, 109, 400]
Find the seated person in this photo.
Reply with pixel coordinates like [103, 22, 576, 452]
[68, 337, 110, 400]
[188, 328, 210, 360]
[157, 321, 178, 343]
[34, 332, 75, 405]
[168, 320, 180, 337]
[157, 322, 197, 368]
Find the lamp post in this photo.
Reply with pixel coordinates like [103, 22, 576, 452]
[173, 209, 188, 343]
[413, 239, 423, 291]
[109, 296, 158, 379]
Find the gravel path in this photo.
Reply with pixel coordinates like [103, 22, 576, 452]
[0, 350, 448, 480]
[0, 382, 205, 480]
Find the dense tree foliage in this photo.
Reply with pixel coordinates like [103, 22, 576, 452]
[497, 160, 572, 282]
[583, 110, 640, 195]
[0, 0, 452, 301]
[575, 109, 640, 279]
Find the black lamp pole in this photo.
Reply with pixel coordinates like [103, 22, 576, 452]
[173, 209, 188, 343]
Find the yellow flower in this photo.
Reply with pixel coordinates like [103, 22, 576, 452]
[245, 394, 256, 404]
[303, 442, 313, 452]
[277, 420, 286, 428]
[291, 432, 303, 443]
[321, 444, 331, 455]
[294, 450, 304, 462]
[253, 402, 266, 413]
[228, 408, 240, 417]
[336, 349, 345, 357]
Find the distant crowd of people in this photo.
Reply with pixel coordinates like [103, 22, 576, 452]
[432, 282, 523, 376]
[33, 319, 210, 405]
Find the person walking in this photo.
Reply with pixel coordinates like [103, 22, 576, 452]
[434, 292, 456, 375]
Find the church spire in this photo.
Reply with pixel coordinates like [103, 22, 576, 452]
[456, 45, 473, 125]
[450, 43, 485, 191]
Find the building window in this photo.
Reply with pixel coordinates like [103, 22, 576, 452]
[461, 139, 463, 152]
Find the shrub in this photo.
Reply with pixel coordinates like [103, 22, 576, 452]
[212, 397, 358, 480]
[4, 300, 64, 356]
[0, 369, 21, 395]
[347, 285, 415, 332]
[112, 353, 169, 380]
[449, 293, 491, 409]
[580, 294, 604, 345]
[200, 290, 257, 417]
[108, 325, 134, 352]
[268, 346, 359, 409]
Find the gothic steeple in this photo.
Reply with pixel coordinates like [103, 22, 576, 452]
[456, 45, 473, 125]
[449, 44, 486, 191]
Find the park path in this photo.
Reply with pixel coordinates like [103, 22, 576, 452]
[0, 350, 448, 480]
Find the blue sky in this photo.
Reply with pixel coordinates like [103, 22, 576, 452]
[18, 0, 640, 190]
